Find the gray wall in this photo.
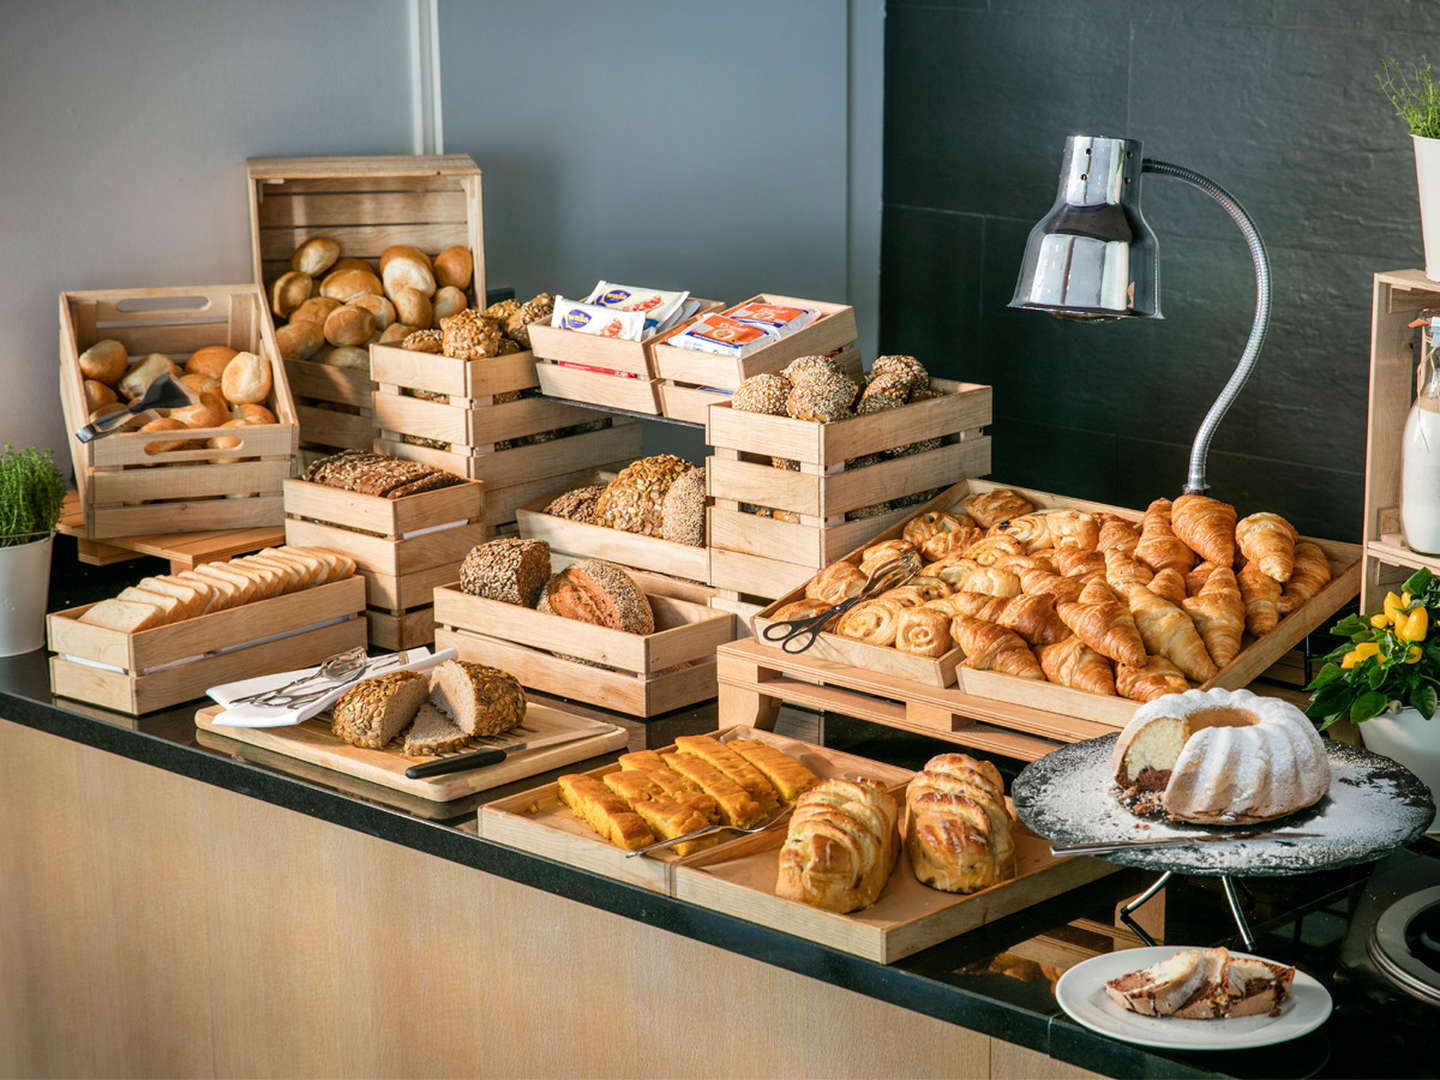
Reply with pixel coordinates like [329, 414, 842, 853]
[881, 0, 1424, 541]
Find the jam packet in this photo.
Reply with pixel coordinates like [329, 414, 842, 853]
[550, 297, 648, 342]
[584, 281, 691, 334]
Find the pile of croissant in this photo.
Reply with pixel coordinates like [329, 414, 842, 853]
[773, 487, 1333, 703]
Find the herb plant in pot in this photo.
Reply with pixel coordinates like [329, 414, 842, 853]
[1308, 567, 1440, 831]
[1379, 56, 1440, 281]
[0, 446, 65, 656]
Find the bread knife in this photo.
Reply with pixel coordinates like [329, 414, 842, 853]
[1049, 831, 1323, 857]
[404, 727, 612, 778]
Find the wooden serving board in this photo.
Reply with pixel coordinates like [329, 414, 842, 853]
[59, 491, 284, 571]
[478, 726, 913, 895]
[194, 699, 628, 804]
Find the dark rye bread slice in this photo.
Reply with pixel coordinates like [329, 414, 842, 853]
[428, 660, 526, 736]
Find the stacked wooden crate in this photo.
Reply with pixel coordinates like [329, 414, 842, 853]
[246, 154, 486, 464]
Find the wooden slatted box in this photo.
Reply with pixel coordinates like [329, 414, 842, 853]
[705, 380, 993, 600]
[283, 475, 488, 650]
[369, 344, 643, 528]
[58, 284, 300, 540]
[246, 155, 486, 459]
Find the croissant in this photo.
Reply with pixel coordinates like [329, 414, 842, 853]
[1184, 561, 1220, 597]
[1171, 494, 1237, 566]
[1054, 547, 1105, 578]
[1037, 635, 1117, 696]
[1133, 498, 1195, 574]
[941, 591, 1068, 647]
[1026, 548, 1060, 574]
[1278, 542, 1332, 615]
[962, 488, 1035, 529]
[925, 557, 1022, 597]
[835, 599, 902, 646]
[1181, 566, 1244, 667]
[1115, 656, 1190, 703]
[988, 512, 1051, 552]
[1148, 568, 1187, 606]
[963, 535, 1027, 565]
[895, 607, 953, 657]
[1104, 549, 1153, 591]
[1124, 583, 1218, 682]
[897, 577, 950, 602]
[1055, 579, 1148, 666]
[921, 526, 986, 562]
[806, 560, 867, 604]
[1236, 512, 1298, 582]
[1237, 561, 1282, 635]
[950, 616, 1045, 680]
[1097, 518, 1140, 555]
[1017, 567, 1085, 603]
[859, 539, 917, 578]
[1046, 509, 1100, 551]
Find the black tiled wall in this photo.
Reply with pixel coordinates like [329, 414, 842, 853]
[882, 0, 1431, 540]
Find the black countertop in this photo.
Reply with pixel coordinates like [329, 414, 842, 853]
[7, 536, 1439, 1079]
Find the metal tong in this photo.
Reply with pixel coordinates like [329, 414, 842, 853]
[229, 647, 405, 708]
[760, 552, 921, 654]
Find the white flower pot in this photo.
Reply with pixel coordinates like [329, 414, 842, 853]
[1359, 705, 1440, 833]
[0, 533, 53, 656]
[1415, 134, 1440, 281]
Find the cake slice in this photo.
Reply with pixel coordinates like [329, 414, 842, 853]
[616, 753, 704, 798]
[1104, 950, 1207, 1017]
[557, 774, 654, 851]
[662, 753, 766, 828]
[631, 795, 720, 856]
[1224, 955, 1295, 1018]
[727, 739, 820, 803]
[402, 703, 471, 757]
[1171, 948, 1232, 1019]
[603, 770, 718, 821]
[673, 735, 780, 812]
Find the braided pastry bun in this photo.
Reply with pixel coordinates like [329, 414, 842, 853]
[776, 777, 899, 913]
[905, 753, 1015, 893]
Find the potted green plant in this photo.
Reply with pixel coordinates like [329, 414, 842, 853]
[0, 445, 65, 656]
[1308, 566, 1440, 831]
[1379, 55, 1440, 280]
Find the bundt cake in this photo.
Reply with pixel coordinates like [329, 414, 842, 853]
[1112, 687, 1330, 824]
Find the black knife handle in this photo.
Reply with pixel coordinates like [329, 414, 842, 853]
[405, 747, 507, 779]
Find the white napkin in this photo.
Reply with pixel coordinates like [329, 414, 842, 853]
[208, 647, 457, 729]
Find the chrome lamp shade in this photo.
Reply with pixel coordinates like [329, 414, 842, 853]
[1009, 136, 1160, 321]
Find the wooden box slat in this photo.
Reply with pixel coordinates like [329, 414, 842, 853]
[282, 477, 482, 538]
[369, 344, 540, 399]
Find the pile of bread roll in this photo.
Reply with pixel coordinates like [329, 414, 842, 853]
[774, 488, 1334, 704]
[78, 339, 279, 455]
[268, 236, 478, 370]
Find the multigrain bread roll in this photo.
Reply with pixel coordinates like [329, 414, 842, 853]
[269, 271, 314, 317]
[331, 670, 429, 749]
[538, 559, 654, 634]
[776, 777, 899, 913]
[458, 538, 551, 606]
[428, 659, 526, 737]
[220, 352, 272, 405]
[78, 339, 128, 383]
[433, 245, 473, 289]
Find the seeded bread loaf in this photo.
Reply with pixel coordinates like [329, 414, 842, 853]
[331, 670, 428, 749]
[537, 558, 654, 633]
[302, 449, 462, 499]
[592, 455, 693, 537]
[659, 466, 706, 547]
[458, 538, 550, 606]
[428, 659, 526, 736]
[544, 483, 607, 523]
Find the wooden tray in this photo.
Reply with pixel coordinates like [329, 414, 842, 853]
[655, 345, 864, 425]
[515, 470, 711, 584]
[194, 697, 628, 804]
[58, 491, 284, 572]
[478, 725, 913, 894]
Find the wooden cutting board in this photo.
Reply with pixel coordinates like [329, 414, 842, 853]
[194, 699, 628, 803]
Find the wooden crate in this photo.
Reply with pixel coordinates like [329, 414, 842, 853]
[433, 577, 738, 717]
[728, 478, 1362, 756]
[283, 476, 487, 648]
[57, 491, 285, 572]
[246, 154, 485, 454]
[705, 379, 992, 600]
[656, 345, 864, 425]
[515, 470, 710, 583]
[48, 576, 366, 715]
[58, 284, 300, 540]
[529, 299, 724, 415]
[1363, 269, 1440, 612]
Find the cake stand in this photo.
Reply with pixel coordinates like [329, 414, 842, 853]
[1012, 737, 1435, 949]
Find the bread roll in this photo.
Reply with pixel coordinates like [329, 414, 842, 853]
[433, 246, 473, 290]
[381, 246, 436, 298]
[119, 353, 178, 401]
[221, 352, 272, 405]
[349, 293, 396, 330]
[330, 257, 372, 276]
[432, 285, 466, 323]
[171, 390, 228, 430]
[378, 322, 416, 344]
[139, 417, 191, 453]
[179, 372, 220, 397]
[391, 286, 433, 329]
[323, 346, 370, 370]
[276, 320, 324, 361]
[84, 379, 117, 411]
[288, 296, 342, 327]
[231, 403, 276, 424]
[291, 236, 340, 276]
[186, 345, 238, 379]
[269, 271, 314, 318]
[78, 339, 128, 383]
[320, 266, 383, 302]
[323, 304, 376, 347]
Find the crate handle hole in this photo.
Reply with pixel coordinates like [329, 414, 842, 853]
[116, 296, 213, 313]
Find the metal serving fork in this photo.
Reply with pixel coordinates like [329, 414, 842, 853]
[230, 648, 408, 709]
[624, 805, 792, 858]
[759, 552, 921, 654]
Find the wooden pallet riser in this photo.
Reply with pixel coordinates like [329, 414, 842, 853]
[366, 606, 435, 650]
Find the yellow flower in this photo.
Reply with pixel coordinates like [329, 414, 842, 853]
[1342, 650, 1360, 669]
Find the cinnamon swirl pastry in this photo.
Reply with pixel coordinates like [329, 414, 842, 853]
[835, 599, 902, 646]
[902, 510, 976, 549]
[988, 512, 1051, 552]
[805, 560, 867, 604]
[962, 535, 1026, 565]
[921, 525, 986, 562]
[859, 539, 917, 577]
[895, 607, 953, 657]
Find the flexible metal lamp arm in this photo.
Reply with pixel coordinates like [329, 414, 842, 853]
[1142, 158, 1272, 495]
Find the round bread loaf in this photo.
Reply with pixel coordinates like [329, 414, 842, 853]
[659, 466, 707, 547]
[782, 355, 839, 383]
[857, 371, 911, 414]
[276, 321, 324, 361]
[870, 354, 929, 393]
[78, 339, 128, 383]
[324, 304, 376, 347]
[538, 559, 654, 634]
[84, 379, 117, 412]
[380, 246, 436, 298]
[429, 659, 525, 737]
[139, 417, 191, 453]
[592, 455, 693, 536]
[220, 352, 272, 405]
[231, 403, 276, 424]
[432, 285, 467, 323]
[349, 293, 396, 330]
[379, 322, 417, 345]
[787, 369, 858, 422]
[458, 538, 551, 606]
[732, 372, 791, 415]
[392, 286, 433, 329]
[320, 267, 383, 302]
[323, 346, 370, 370]
[186, 345, 239, 380]
[119, 353, 179, 401]
[291, 236, 340, 276]
[288, 295, 343, 327]
[433, 246, 473, 290]
[179, 372, 220, 398]
[270, 271, 314, 318]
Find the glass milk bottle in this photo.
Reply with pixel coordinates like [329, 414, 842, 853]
[1402, 315, 1440, 554]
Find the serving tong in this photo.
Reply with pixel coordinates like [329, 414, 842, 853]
[74, 372, 195, 442]
[229, 646, 406, 708]
[760, 552, 921, 654]
[624, 804, 791, 858]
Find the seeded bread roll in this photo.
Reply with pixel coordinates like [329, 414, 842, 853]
[459, 538, 551, 606]
[782, 355, 839, 383]
[505, 293, 554, 348]
[869, 354, 929, 393]
[660, 466, 707, 547]
[786, 368, 858, 422]
[441, 309, 501, 359]
[331, 670, 428, 749]
[429, 659, 526, 737]
[732, 372, 791, 415]
[402, 328, 444, 353]
[857, 371, 911, 414]
[538, 559, 654, 634]
[592, 455, 693, 536]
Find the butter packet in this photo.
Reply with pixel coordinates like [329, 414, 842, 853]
[668, 313, 776, 357]
[585, 281, 690, 333]
[550, 297, 648, 342]
[724, 301, 820, 337]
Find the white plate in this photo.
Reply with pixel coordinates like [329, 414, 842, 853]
[1054, 947, 1332, 1051]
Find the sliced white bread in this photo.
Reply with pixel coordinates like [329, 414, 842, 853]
[138, 575, 211, 618]
[176, 569, 242, 609]
[189, 563, 257, 604]
[115, 587, 184, 624]
[78, 598, 167, 632]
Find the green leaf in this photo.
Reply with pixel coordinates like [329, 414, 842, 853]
[1414, 683, 1438, 721]
[1317, 713, 1345, 733]
[1351, 690, 1390, 723]
[1307, 682, 1354, 720]
[1331, 613, 1367, 637]
[1306, 663, 1343, 691]
[1404, 567, 1435, 596]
